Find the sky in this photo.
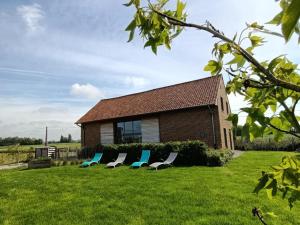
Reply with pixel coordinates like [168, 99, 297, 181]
[0, 0, 299, 141]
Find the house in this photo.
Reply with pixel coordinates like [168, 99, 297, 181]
[76, 75, 234, 149]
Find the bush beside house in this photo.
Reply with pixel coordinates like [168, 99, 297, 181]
[80, 140, 233, 166]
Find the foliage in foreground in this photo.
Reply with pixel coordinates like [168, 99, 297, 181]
[124, 0, 300, 211]
[254, 155, 300, 209]
[124, 0, 300, 142]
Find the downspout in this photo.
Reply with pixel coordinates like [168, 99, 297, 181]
[208, 105, 217, 149]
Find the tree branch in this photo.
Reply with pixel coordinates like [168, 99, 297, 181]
[226, 70, 274, 89]
[152, 9, 300, 93]
[292, 98, 300, 114]
[279, 99, 300, 133]
[252, 208, 268, 225]
[268, 123, 300, 138]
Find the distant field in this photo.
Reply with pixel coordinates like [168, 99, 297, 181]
[0, 142, 81, 152]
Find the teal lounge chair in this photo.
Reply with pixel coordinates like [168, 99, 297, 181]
[131, 150, 150, 168]
[80, 152, 103, 167]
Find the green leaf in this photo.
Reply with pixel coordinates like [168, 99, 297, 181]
[176, 0, 186, 19]
[232, 33, 237, 42]
[268, 55, 284, 71]
[226, 53, 245, 67]
[127, 29, 135, 42]
[266, 12, 283, 25]
[227, 113, 239, 127]
[164, 35, 171, 50]
[218, 43, 231, 54]
[144, 39, 153, 48]
[249, 35, 264, 47]
[123, 0, 134, 7]
[266, 179, 277, 199]
[270, 117, 282, 128]
[125, 19, 136, 31]
[133, 0, 140, 8]
[151, 43, 157, 55]
[249, 22, 264, 30]
[281, 0, 300, 41]
[264, 212, 278, 218]
[203, 60, 222, 75]
[270, 103, 277, 113]
[253, 174, 269, 194]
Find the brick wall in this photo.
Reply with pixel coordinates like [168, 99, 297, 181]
[81, 107, 224, 149]
[82, 122, 101, 148]
[215, 77, 234, 150]
[159, 107, 219, 148]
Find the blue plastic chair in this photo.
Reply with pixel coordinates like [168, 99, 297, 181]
[80, 152, 103, 167]
[131, 150, 151, 168]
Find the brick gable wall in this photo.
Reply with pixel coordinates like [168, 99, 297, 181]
[215, 78, 234, 149]
[159, 107, 219, 148]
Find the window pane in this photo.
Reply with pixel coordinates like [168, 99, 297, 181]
[116, 122, 125, 143]
[115, 120, 142, 144]
[221, 97, 224, 111]
[223, 128, 228, 148]
[124, 121, 133, 134]
[133, 120, 141, 135]
[226, 102, 229, 114]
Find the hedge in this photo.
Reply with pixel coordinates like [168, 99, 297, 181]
[235, 135, 300, 151]
[80, 140, 233, 166]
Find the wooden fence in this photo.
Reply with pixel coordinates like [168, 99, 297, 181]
[0, 147, 82, 165]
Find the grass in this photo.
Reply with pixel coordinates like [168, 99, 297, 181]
[0, 142, 81, 152]
[0, 151, 299, 225]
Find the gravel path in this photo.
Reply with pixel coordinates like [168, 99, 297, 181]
[0, 163, 28, 170]
[233, 150, 245, 158]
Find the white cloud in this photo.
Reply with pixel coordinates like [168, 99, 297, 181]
[70, 83, 104, 99]
[17, 3, 44, 33]
[0, 98, 83, 140]
[33, 106, 69, 115]
[124, 76, 148, 88]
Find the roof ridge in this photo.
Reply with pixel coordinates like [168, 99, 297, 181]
[102, 75, 221, 101]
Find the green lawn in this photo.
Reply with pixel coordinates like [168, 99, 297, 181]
[0, 142, 81, 151]
[0, 151, 299, 225]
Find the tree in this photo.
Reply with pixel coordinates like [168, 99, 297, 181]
[68, 134, 72, 143]
[124, 0, 300, 214]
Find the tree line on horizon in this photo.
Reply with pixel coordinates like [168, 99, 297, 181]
[0, 137, 43, 146]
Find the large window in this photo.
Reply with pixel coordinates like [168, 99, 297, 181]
[115, 120, 142, 144]
[229, 129, 233, 150]
[223, 128, 228, 148]
[226, 102, 229, 114]
[220, 97, 224, 111]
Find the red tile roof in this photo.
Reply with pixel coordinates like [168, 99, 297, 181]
[76, 75, 222, 124]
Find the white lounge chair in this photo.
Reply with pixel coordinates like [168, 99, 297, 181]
[106, 153, 127, 168]
[149, 152, 178, 170]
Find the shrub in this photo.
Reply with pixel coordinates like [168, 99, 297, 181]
[97, 140, 232, 166]
[206, 149, 234, 166]
[30, 157, 51, 162]
[235, 135, 300, 151]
